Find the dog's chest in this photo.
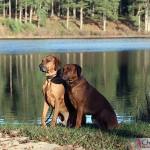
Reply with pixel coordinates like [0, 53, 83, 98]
[47, 82, 65, 95]
[69, 90, 78, 109]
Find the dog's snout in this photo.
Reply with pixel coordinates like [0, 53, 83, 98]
[62, 75, 70, 81]
[39, 64, 48, 73]
[39, 64, 43, 71]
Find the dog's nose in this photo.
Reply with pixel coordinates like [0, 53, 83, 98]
[39, 64, 43, 71]
[62, 75, 70, 81]
[39, 64, 48, 73]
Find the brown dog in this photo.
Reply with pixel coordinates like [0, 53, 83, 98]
[39, 55, 76, 127]
[62, 64, 118, 130]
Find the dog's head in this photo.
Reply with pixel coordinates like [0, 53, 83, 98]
[39, 55, 61, 75]
[62, 64, 82, 82]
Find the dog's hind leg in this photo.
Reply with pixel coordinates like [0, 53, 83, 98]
[100, 109, 118, 130]
[92, 114, 105, 129]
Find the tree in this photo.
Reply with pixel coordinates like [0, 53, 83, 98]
[25, 0, 28, 23]
[15, 0, 18, 21]
[145, 0, 150, 32]
[128, 0, 150, 32]
[94, 0, 119, 31]
[9, 0, 11, 19]
[63, 0, 74, 29]
[51, 0, 54, 16]
[19, 0, 23, 23]
[1, 0, 6, 17]
[77, 0, 88, 30]
[119, 0, 129, 16]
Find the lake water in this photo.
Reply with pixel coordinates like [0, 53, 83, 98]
[0, 38, 150, 125]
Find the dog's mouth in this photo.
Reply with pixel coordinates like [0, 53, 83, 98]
[62, 75, 70, 81]
[39, 64, 48, 73]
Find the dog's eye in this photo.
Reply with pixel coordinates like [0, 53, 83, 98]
[67, 68, 72, 72]
[46, 59, 51, 63]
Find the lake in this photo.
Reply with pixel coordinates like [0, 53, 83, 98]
[0, 38, 150, 125]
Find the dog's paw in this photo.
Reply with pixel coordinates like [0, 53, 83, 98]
[50, 124, 55, 128]
[62, 121, 67, 126]
[41, 122, 47, 127]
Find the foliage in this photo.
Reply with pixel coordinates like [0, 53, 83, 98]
[1, 0, 149, 32]
[94, 0, 120, 21]
[128, 0, 148, 30]
[22, 22, 35, 31]
[3, 19, 22, 33]
[37, 7, 47, 27]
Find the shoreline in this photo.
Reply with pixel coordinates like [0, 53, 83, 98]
[0, 35, 150, 39]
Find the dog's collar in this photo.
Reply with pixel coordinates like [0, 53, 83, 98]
[68, 76, 82, 86]
[46, 74, 57, 80]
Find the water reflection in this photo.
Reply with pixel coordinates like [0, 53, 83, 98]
[0, 51, 150, 124]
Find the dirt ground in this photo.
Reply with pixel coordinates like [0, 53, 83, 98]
[0, 131, 84, 150]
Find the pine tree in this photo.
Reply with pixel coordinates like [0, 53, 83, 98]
[77, 0, 88, 30]
[94, 0, 119, 31]
[15, 0, 18, 21]
[9, 0, 11, 20]
[128, 0, 150, 32]
[0, 0, 3, 14]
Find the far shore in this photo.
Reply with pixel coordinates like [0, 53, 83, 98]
[0, 34, 150, 39]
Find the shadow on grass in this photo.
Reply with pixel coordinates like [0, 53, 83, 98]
[85, 123, 146, 139]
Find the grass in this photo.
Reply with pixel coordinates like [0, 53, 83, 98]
[0, 16, 142, 38]
[0, 122, 150, 150]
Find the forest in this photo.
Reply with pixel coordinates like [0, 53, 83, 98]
[0, 0, 150, 36]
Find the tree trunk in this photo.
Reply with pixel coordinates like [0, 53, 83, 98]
[145, 8, 148, 32]
[138, 15, 141, 32]
[58, 3, 61, 17]
[30, 6, 33, 23]
[73, 7, 76, 19]
[9, 0, 11, 20]
[119, 0, 122, 15]
[19, 4, 22, 23]
[15, 0, 18, 21]
[103, 14, 106, 31]
[80, 6, 83, 30]
[66, 5, 69, 29]
[51, 0, 54, 17]
[92, 4, 94, 17]
[25, 0, 28, 24]
[145, 1, 150, 32]
[147, 0, 150, 32]
[3, 0, 5, 18]
[38, 3, 42, 28]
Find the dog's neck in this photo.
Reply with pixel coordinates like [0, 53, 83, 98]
[46, 71, 57, 80]
[68, 76, 83, 87]
[46, 74, 57, 80]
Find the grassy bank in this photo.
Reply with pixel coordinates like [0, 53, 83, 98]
[0, 122, 150, 150]
[0, 17, 150, 39]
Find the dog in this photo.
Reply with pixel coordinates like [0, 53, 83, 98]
[62, 64, 118, 130]
[39, 55, 76, 127]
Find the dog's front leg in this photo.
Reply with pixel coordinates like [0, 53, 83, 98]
[51, 99, 60, 127]
[76, 106, 84, 128]
[41, 100, 49, 127]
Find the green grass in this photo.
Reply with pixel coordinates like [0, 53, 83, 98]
[0, 122, 150, 150]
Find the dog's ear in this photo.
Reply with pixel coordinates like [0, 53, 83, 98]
[74, 64, 82, 77]
[54, 57, 61, 71]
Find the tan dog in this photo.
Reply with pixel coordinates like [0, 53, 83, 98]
[39, 55, 76, 127]
[62, 64, 118, 130]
